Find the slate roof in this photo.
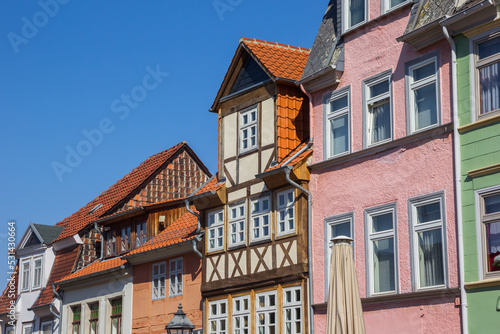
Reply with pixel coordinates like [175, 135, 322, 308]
[30, 245, 79, 309]
[0, 266, 18, 315]
[403, 0, 456, 35]
[263, 141, 313, 173]
[56, 257, 128, 285]
[32, 224, 64, 245]
[54, 142, 187, 242]
[301, 0, 342, 80]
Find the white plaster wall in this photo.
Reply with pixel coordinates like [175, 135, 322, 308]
[261, 98, 275, 147]
[223, 112, 237, 159]
[238, 154, 258, 184]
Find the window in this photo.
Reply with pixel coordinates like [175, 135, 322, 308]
[325, 88, 350, 158]
[342, 0, 367, 31]
[325, 213, 353, 299]
[382, 0, 406, 13]
[256, 291, 277, 334]
[475, 34, 500, 117]
[409, 194, 446, 290]
[21, 260, 30, 291]
[232, 296, 250, 334]
[208, 299, 227, 334]
[239, 107, 258, 154]
[229, 203, 246, 247]
[366, 204, 397, 295]
[41, 321, 53, 334]
[32, 257, 42, 290]
[89, 303, 99, 334]
[136, 222, 147, 247]
[22, 324, 33, 334]
[406, 56, 439, 133]
[105, 230, 116, 257]
[251, 196, 271, 242]
[152, 262, 166, 300]
[111, 298, 122, 334]
[72, 305, 81, 334]
[121, 226, 131, 252]
[364, 72, 392, 147]
[283, 287, 302, 334]
[5, 327, 14, 334]
[208, 209, 224, 252]
[277, 189, 295, 236]
[169, 258, 183, 297]
[477, 188, 500, 278]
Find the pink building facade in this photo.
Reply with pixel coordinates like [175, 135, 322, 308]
[301, 1, 461, 333]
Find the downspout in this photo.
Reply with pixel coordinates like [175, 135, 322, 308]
[51, 283, 63, 334]
[442, 24, 468, 334]
[94, 221, 104, 261]
[284, 165, 314, 334]
[185, 198, 202, 234]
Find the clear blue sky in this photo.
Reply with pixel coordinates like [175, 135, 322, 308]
[0, 1, 327, 283]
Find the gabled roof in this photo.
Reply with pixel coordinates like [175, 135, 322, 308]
[0, 266, 18, 316]
[403, 0, 456, 35]
[56, 257, 128, 286]
[191, 175, 225, 198]
[54, 142, 205, 242]
[32, 224, 65, 244]
[210, 37, 310, 112]
[263, 141, 313, 173]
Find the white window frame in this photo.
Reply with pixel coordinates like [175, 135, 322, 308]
[342, 0, 368, 32]
[152, 262, 166, 300]
[255, 291, 278, 334]
[277, 189, 296, 236]
[406, 54, 440, 134]
[41, 320, 53, 334]
[324, 87, 351, 159]
[21, 259, 30, 292]
[232, 295, 250, 334]
[251, 196, 271, 243]
[208, 299, 228, 334]
[409, 193, 447, 291]
[32, 256, 43, 290]
[283, 286, 303, 334]
[169, 257, 183, 297]
[239, 106, 258, 154]
[324, 213, 354, 300]
[207, 209, 225, 252]
[363, 71, 393, 148]
[22, 323, 33, 334]
[382, 0, 409, 14]
[136, 221, 147, 248]
[365, 204, 398, 296]
[475, 185, 500, 279]
[229, 202, 246, 248]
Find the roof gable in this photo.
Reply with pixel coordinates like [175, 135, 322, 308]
[230, 55, 270, 95]
[17, 223, 65, 251]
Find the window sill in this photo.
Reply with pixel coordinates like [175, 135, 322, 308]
[228, 243, 247, 251]
[206, 248, 225, 255]
[275, 231, 297, 241]
[458, 112, 500, 133]
[250, 238, 272, 246]
[238, 147, 258, 158]
[465, 276, 500, 290]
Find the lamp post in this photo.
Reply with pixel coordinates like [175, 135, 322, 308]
[165, 303, 196, 334]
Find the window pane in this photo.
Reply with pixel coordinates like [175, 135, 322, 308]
[413, 62, 435, 81]
[418, 229, 444, 287]
[330, 222, 351, 239]
[372, 213, 393, 232]
[487, 221, 500, 272]
[414, 83, 437, 130]
[370, 102, 391, 143]
[349, 0, 365, 27]
[331, 96, 348, 112]
[390, 0, 405, 8]
[417, 202, 441, 224]
[373, 238, 395, 293]
[485, 194, 500, 214]
[331, 115, 349, 156]
[479, 36, 500, 59]
[479, 62, 500, 114]
[370, 81, 389, 97]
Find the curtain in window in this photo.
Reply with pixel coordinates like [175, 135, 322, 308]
[414, 83, 437, 129]
[370, 103, 390, 144]
[418, 229, 444, 287]
[480, 62, 500, 114]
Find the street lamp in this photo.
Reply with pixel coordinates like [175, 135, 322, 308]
[165, 303, 196, 334]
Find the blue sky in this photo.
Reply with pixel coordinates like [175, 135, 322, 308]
[0, 1, 326, 283]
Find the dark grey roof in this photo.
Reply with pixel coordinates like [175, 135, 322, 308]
[32, 224, 65, 244]
[403, 0, 456, 35]
[301, 0, 343, 80]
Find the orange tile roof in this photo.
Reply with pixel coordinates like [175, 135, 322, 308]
[241, 37, 310, 81]
[30, 245, 80, 309]
[56, 257, 127, 285]
[0, 266, 18, 315]
[264, 141, 312, 172]
[192, 176, 225, 197]
[126, 211, 198, 257]
[54, 142, 187, 242]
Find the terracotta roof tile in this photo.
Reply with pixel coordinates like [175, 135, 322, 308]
[30, 245, 80, 309]
[0, 266, 18, 315]
[126, 211, 198, 257]
[56, 257, 127, 285]
[264, 141, 312, 172]
[241, 37, 310, 81]
[54, 142, 187, 242]
[192, 176, 225, 197]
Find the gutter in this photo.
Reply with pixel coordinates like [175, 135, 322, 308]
[51, 283, 63, 334]
[440, 0, 494, 26]
[442, 23, 468, 334]
[185, 196, 204, 259]
[299, 65, 337, 85]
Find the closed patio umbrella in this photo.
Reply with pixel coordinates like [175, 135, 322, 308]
[326, 236, 366, 334]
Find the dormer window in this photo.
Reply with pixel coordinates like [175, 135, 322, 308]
[32, 257, 42, 290]
[106, 230, 116, 257]
[239, 107, 258, 154]
[121, 226, 131, 252]
[343, 0, 367, 31]
[21, 260, 30, 291]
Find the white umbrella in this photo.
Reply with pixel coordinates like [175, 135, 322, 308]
[326, 236, 366, 334]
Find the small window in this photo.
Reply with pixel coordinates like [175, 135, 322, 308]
[72, 305, 81, 334]
[343, 0, 367, 31]
[229, 203, 246, 247]
[382, 0, 407, 13]
[208, 209, 225, 252]
[406, 56, 439, 133]
[251, 196, 271, 242]
[277, 189, 296, 236]
[256, 291, 277, 334]
[169, 258, 183, 297]
[121, 226, 131, 252]
[111, 298, 122, 334]
[41, 321, 53, 334]
[105, 230, 116, 257]
[475, 34, 500, 117]
[22, 324, 33, 334]
[89, 303, 99, 334]
[21, 260, 30, 291]
[239, 107, 258, 154]
[232, 295, 250, 334]
[364, 72, 392, 147]
[152, 262, 166, 300]
[32, 257, 42, 290]
[283, 286, 302, 334]
[5, 326, 14, 334]
[366, 204, 397, 296]
[325, 88, 350, 158]
[136, 222, 147, 248]
[208, 299, 228, 334]
[477, 188, 500, 278]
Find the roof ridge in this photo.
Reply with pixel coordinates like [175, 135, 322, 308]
[240, 37, 311, 53]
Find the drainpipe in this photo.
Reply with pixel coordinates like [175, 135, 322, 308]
[442, 24, 468, 334]
[185, 199, 202, 234]
[51, 283, 63, 334]
[93, 221, 104, 261]
[284, 165, 314, 334]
